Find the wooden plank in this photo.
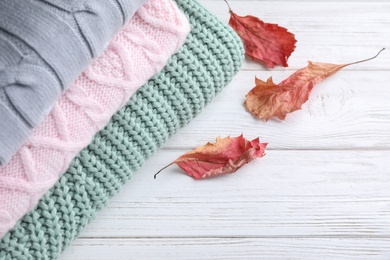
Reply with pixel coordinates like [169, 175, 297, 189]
[201, 1, 390, 71]
[164, 71, 390, 149]
[60, 237, 390, 259]
[72, 149, 390, 237]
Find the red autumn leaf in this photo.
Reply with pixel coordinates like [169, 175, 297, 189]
[154, 135, 267, 179]
[226, 2, 296, 68]
[245, 48, 385, 120]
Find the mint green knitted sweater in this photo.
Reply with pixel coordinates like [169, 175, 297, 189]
[0, 0, 244, 258]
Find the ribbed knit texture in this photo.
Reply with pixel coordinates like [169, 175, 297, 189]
[0, 0, 190, 239]
[0, 0, 146, 166]
[0, 0, 244, 258]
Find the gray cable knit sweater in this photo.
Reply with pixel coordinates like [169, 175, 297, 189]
[0, 0, 145, 166]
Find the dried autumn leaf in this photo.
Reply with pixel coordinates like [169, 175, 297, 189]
[226, 1, 296, 68]
[245, 48, 385, 120]
[154, 135, 267, 179]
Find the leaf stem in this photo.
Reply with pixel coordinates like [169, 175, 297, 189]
[154, 163, 173, 179]
[223, 0, 232, 12]
[346, 48, 385, 66]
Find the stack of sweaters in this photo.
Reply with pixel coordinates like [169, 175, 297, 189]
[0, 0, 244, 258]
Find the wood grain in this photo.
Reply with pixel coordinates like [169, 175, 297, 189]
[61, 149, 390, 238]
[61, 238, 390, 259]
[203, 1, 390, 71]
[60, 1, 390, 259]
[166, 71, 390, 150]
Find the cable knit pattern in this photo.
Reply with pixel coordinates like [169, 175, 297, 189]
[0, 0, 244, 258]
[0, 0, 190, 239]
[0, 0, 146, 166]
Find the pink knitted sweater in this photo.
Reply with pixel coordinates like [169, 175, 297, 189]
[0, 0, 190, 238]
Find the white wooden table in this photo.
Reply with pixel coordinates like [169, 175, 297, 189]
[60, 1, 390, 259]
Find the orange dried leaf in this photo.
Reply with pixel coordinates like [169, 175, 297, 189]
[245, 48, 385, 120]
[154, 135, 267, 179]
[227, 7, 296, 68]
